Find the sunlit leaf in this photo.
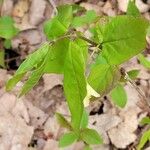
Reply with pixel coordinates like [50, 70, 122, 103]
[80, 109, 89, 128]
[44, 5, 72, 40]
[81, 128, 102, 145]
[101, 16, 149, 65]
[0, 16, 19, 39]
[110, 84, 127, 108]
[138, 54, 150, 69]
[59, 132, 77, 147]
[72, 10, 98, 27]
[88, 64, 120, 96]
[44, 39, 69, 74]
[6, 43, 49, 91]
[137, 130, 150, 150]
[63, 41, 87, 130]
[127, 0, 140, 17]
[83, 83, 100, 107]
[140, 117, 150, 125]
[19, 61, 45, 97]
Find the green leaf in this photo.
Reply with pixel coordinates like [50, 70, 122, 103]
[57, 5, 73, 28]
[0, 16, 19, 39]
[71, 10, 97, 27]
[63, 41, 87, 130]
[138, 54, 150, 69]
[93, 55, 108, 66]
[4, 39, 11, 49]
[44, 18, 67, 40]
[74, 38, 88, 64]
[16, 43, 49, 74]
[44, 5, 72, 40]
[19, 60, 45, 96]
[90, 20, 106, 44]
[110, 84, 127, 108]
[55, 113, 72, 130]
[147, 25, 150, 36]
[83, 83, 100, 107]
[81, 128, 102, 145]
[127, 0, 140, 17]
[88, 64, 120, 95]
[6, 73, 25, 91]
[0, 50, 5, 67]
[59, 132, 77, 147]
[44, 38, 69, 74]
[6, 43, 49, 91]
[44, 38, 88, 74]
[127, 69, 139, 80]
[137, 130, 150, 150]
[140, 117, 150, 125]
[101, 16, 149, 65]
[80, 109, 89, 128]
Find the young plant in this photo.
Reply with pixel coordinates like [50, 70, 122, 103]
[137, 117, 150, 150]
[6, 1, 149, 149]
[0, 16, 19, 67]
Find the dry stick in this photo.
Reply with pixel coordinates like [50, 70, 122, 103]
[48, 0, 58, 16]
[124, 72, 150, 112]
[124, 72, 150, 149]
[131, 124, 150, 149]
[0, 0, 4, 17]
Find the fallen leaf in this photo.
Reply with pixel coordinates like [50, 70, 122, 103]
[43, 139, 59, 150]
[1, 0, 13, 16]
[24, 100, 48, 128]
[29, 0, 46, 26]
[13, 0, 29, 18]
[89, 114, 122, 144]
[42, 74, 63, 92]
[0, 114, 34, 150]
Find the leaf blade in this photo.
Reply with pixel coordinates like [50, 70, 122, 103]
[138, 130, 150, 150]
[110, 84, 127, 108]
[0, 16, 19, 39]
[55, 113, 72, 130]
[63, 41, 87, 130]
[138, 54, 150, 69]
[59, 132, 77, 147]
[6, 43, 49, 91]
[81, 128, 103, 145]
[101, 16, 149, 65]
[88, 64, 120, 95]
[127, 0, 140, 17]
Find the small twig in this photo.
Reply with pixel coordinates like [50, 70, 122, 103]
[5, 56, 21, 62]
[49, 33, 100, 48]
[131, 124, 150, 149]
[78, 35, 98, 47]
[48, 0, 58, 16]
[0, 0, 4, 17]
[124, 72, 150, 113]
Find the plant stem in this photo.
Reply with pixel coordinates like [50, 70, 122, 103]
[77, 35, 98, 47]
[50, 33, 100, 49]
[48, 0, 58, 16]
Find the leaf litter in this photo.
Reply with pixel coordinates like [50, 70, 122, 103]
[1, 0, 150, 149]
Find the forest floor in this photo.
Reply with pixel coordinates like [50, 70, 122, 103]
[0, 0, 150, 150]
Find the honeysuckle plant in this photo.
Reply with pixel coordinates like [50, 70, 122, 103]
[6, 1, 150, 149]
